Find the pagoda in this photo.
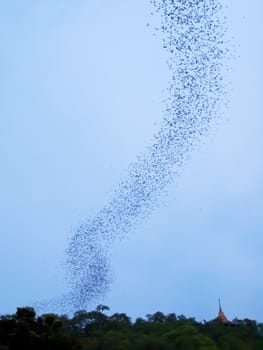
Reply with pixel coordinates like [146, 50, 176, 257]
[217, 299, 228, 323]
[216, 299, 241, 327]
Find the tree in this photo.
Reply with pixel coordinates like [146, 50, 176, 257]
[109, 313, 131, 330]
[146, 312, 166, 323]
[95, 305, 110, 313]
[101, 331, 132, 350]
[16, 307, 36, 325]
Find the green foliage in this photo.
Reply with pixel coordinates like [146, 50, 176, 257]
[95, 305, 110, 313]
[0, 307, 81, 350]
[16, 307, 35, 324]
[0, 306, 262, 350]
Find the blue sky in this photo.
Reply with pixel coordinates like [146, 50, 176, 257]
[0, 0, 262, 321]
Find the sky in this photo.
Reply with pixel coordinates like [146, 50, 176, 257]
[0, 0, 262, 322]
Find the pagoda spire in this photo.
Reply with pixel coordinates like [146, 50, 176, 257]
[217, 298, 228, 323]
[218, 298, 222, 312]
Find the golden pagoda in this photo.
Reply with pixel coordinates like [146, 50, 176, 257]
[217, 299, 228, 323]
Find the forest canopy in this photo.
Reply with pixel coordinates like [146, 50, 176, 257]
[0, 305, 262, 350]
